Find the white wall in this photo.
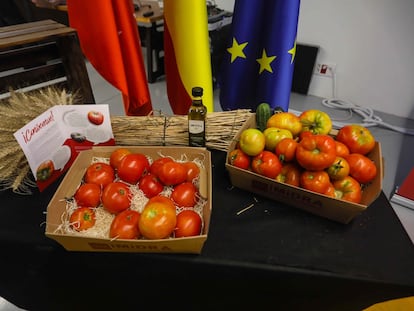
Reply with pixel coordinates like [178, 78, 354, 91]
[214, 0, 414, 119]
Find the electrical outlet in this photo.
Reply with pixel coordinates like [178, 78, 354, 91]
[314, 62, 337, 77]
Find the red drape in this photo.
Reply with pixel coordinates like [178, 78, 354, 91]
[67, 0, 152, 116]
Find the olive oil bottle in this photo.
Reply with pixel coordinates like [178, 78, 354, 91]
[188, 86, 207, 147]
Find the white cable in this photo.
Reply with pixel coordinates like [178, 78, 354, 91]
[320, 67, 414, 135]
[321, 98, 414, 135]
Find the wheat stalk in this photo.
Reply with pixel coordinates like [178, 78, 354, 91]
[0, 87, 77, 194]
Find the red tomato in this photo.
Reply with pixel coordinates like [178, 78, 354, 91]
[346, 153, 377, 184]
[84, 162, 115, 187]
[87, 110, 104, 125]
[109, 148, 131, 170]
[251, 150, 282, 179]
[138, 173, 164, 198]
[336, 124, 375, 155]
[109, 209, 141, 239]
[150, 157, 173, 177]
[333, 176, 362, 203]
[157, 161, 187, 186]
[182, 161, 201, 182]
[298, 130, 314, 141]
[326, 156, 350, 180]
[334, 141, 350, 158]
[300, 171, 331, 194]
[117, 153, 150, 184]
[228, 148, 250, 170]
[275, 137, 298, 163]
[101, 182, 131, 214]
[296, 134, 337, 171]
[69, 207, 96, 231]
[275, 163, 302, 187]
[171, 182, 198, 207]
[74, 183, 101, 207]
[139, 195, 177, 239]
[324, 182, 336, 198]
[174, 210, 202, 238]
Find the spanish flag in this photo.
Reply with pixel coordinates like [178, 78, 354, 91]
[163, 0, 213, 115]
[67, 0, 153, 116]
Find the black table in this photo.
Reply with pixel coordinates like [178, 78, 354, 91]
[1, 150, 414, 311]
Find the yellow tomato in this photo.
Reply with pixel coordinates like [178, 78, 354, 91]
[299, 109, 332, 135]
[239, 128, 265, 156]
[263, 127, 293, 151]
[266, 112, 302, 137]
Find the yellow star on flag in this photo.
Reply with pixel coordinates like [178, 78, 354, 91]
[256, 49, 276, 74]
[288, 41, 296, 64]
[227, 37, 248, 63]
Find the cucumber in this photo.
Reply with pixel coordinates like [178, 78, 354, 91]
[256, 102, 273, 131]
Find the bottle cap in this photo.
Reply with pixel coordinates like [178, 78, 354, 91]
[192, 87, 203, 97]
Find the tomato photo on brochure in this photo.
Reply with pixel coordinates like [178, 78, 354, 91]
[174, 210, 202, 238]
[139, 195, 177, 240]
[69, 207, 96, 231]
[171, 181, 198, 207]
[138, 173, 164, 198]
[336, 124, 375, 155]
[87, 110, 104, 125]
[74, 183, 101, 207]
[84, 162, 115, 187]
[117, 153, 150, 184]
[296, 134, 336, 171]
[101, 182, 131, 214]
[36, 160, 55, 181]
[228, 148, 250, 170]
[251, 150, 282, 179]
[109, 209, 141, 239]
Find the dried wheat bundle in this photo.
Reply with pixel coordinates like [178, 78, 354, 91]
[0, 87, 77, 194]
[111, 109, 253, 151]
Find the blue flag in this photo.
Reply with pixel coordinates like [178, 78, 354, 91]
[218, 0, 300, 112]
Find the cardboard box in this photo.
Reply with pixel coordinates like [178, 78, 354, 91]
[225, 114, 383, 224]
[46, 146, 212, 254]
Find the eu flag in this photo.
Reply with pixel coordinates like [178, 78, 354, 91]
[218, 0, 300, 112]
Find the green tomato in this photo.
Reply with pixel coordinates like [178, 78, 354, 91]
[263, 127, 293, 151]
[239, 128, 265, 156]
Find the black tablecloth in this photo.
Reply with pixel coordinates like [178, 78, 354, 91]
[1, 150, 414, 310]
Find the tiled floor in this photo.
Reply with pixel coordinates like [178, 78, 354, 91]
[85, 52, 223, 117]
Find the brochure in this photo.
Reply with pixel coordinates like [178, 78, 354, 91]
[14, 104, 115, 191]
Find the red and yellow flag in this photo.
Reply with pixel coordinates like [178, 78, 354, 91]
[163, 0, 213, 115]
[67, 0, 152, 116]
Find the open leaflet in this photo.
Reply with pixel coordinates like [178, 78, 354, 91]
[14, 104, 115, 191]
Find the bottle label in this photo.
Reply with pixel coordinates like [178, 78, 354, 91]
[189, 120, 204, 134]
